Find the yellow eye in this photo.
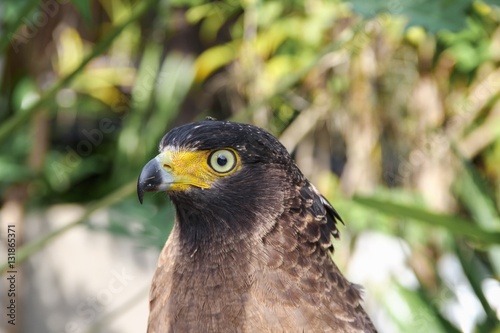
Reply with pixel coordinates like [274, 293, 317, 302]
[208, 149, 237, 173]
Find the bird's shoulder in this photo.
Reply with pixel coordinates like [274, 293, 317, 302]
[246, 181, 376, 332]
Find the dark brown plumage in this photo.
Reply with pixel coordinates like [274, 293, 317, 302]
[137, 120, 377, 333]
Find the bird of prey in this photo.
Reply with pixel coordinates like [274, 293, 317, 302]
[137, 119, 377, 333]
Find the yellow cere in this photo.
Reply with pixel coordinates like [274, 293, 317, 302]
[157, 148, 241, 191]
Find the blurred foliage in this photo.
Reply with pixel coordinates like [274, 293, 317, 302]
[350, 0, 480, 32]
[1, 0, 500, 332]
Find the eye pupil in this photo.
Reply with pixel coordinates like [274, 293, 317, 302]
[217, 155, 227, 166]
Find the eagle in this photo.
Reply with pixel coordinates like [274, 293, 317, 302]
[137, 119, 377, 333]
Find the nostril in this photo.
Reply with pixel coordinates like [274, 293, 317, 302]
[163, 164, 171, 169]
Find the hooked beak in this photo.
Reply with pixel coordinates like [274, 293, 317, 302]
[137, 155, 174, 204]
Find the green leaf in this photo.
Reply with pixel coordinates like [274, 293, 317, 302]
[481, 0, 500, 7]
[0, 157, 33, 183]
[349, 0, 474, 32]
[194, 43, 239, 81]
[454, 155, 500, 231]
[382, 282, 458, 333]
[0, 0, 39, 52]
[0, 0, 160, 145]
[170, 0, 205, 6]
[353, 195, 500, 245]
[70, 0, 92, 24]
[456, 244, 498, 330]
[453, 146, 500, 275]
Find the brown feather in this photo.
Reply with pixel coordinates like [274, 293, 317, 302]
[140, 120, 377, 333]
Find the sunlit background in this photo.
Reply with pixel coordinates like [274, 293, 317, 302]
[1, 0, 500, 332]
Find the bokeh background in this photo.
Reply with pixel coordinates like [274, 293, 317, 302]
[1, 0, 500, 332]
